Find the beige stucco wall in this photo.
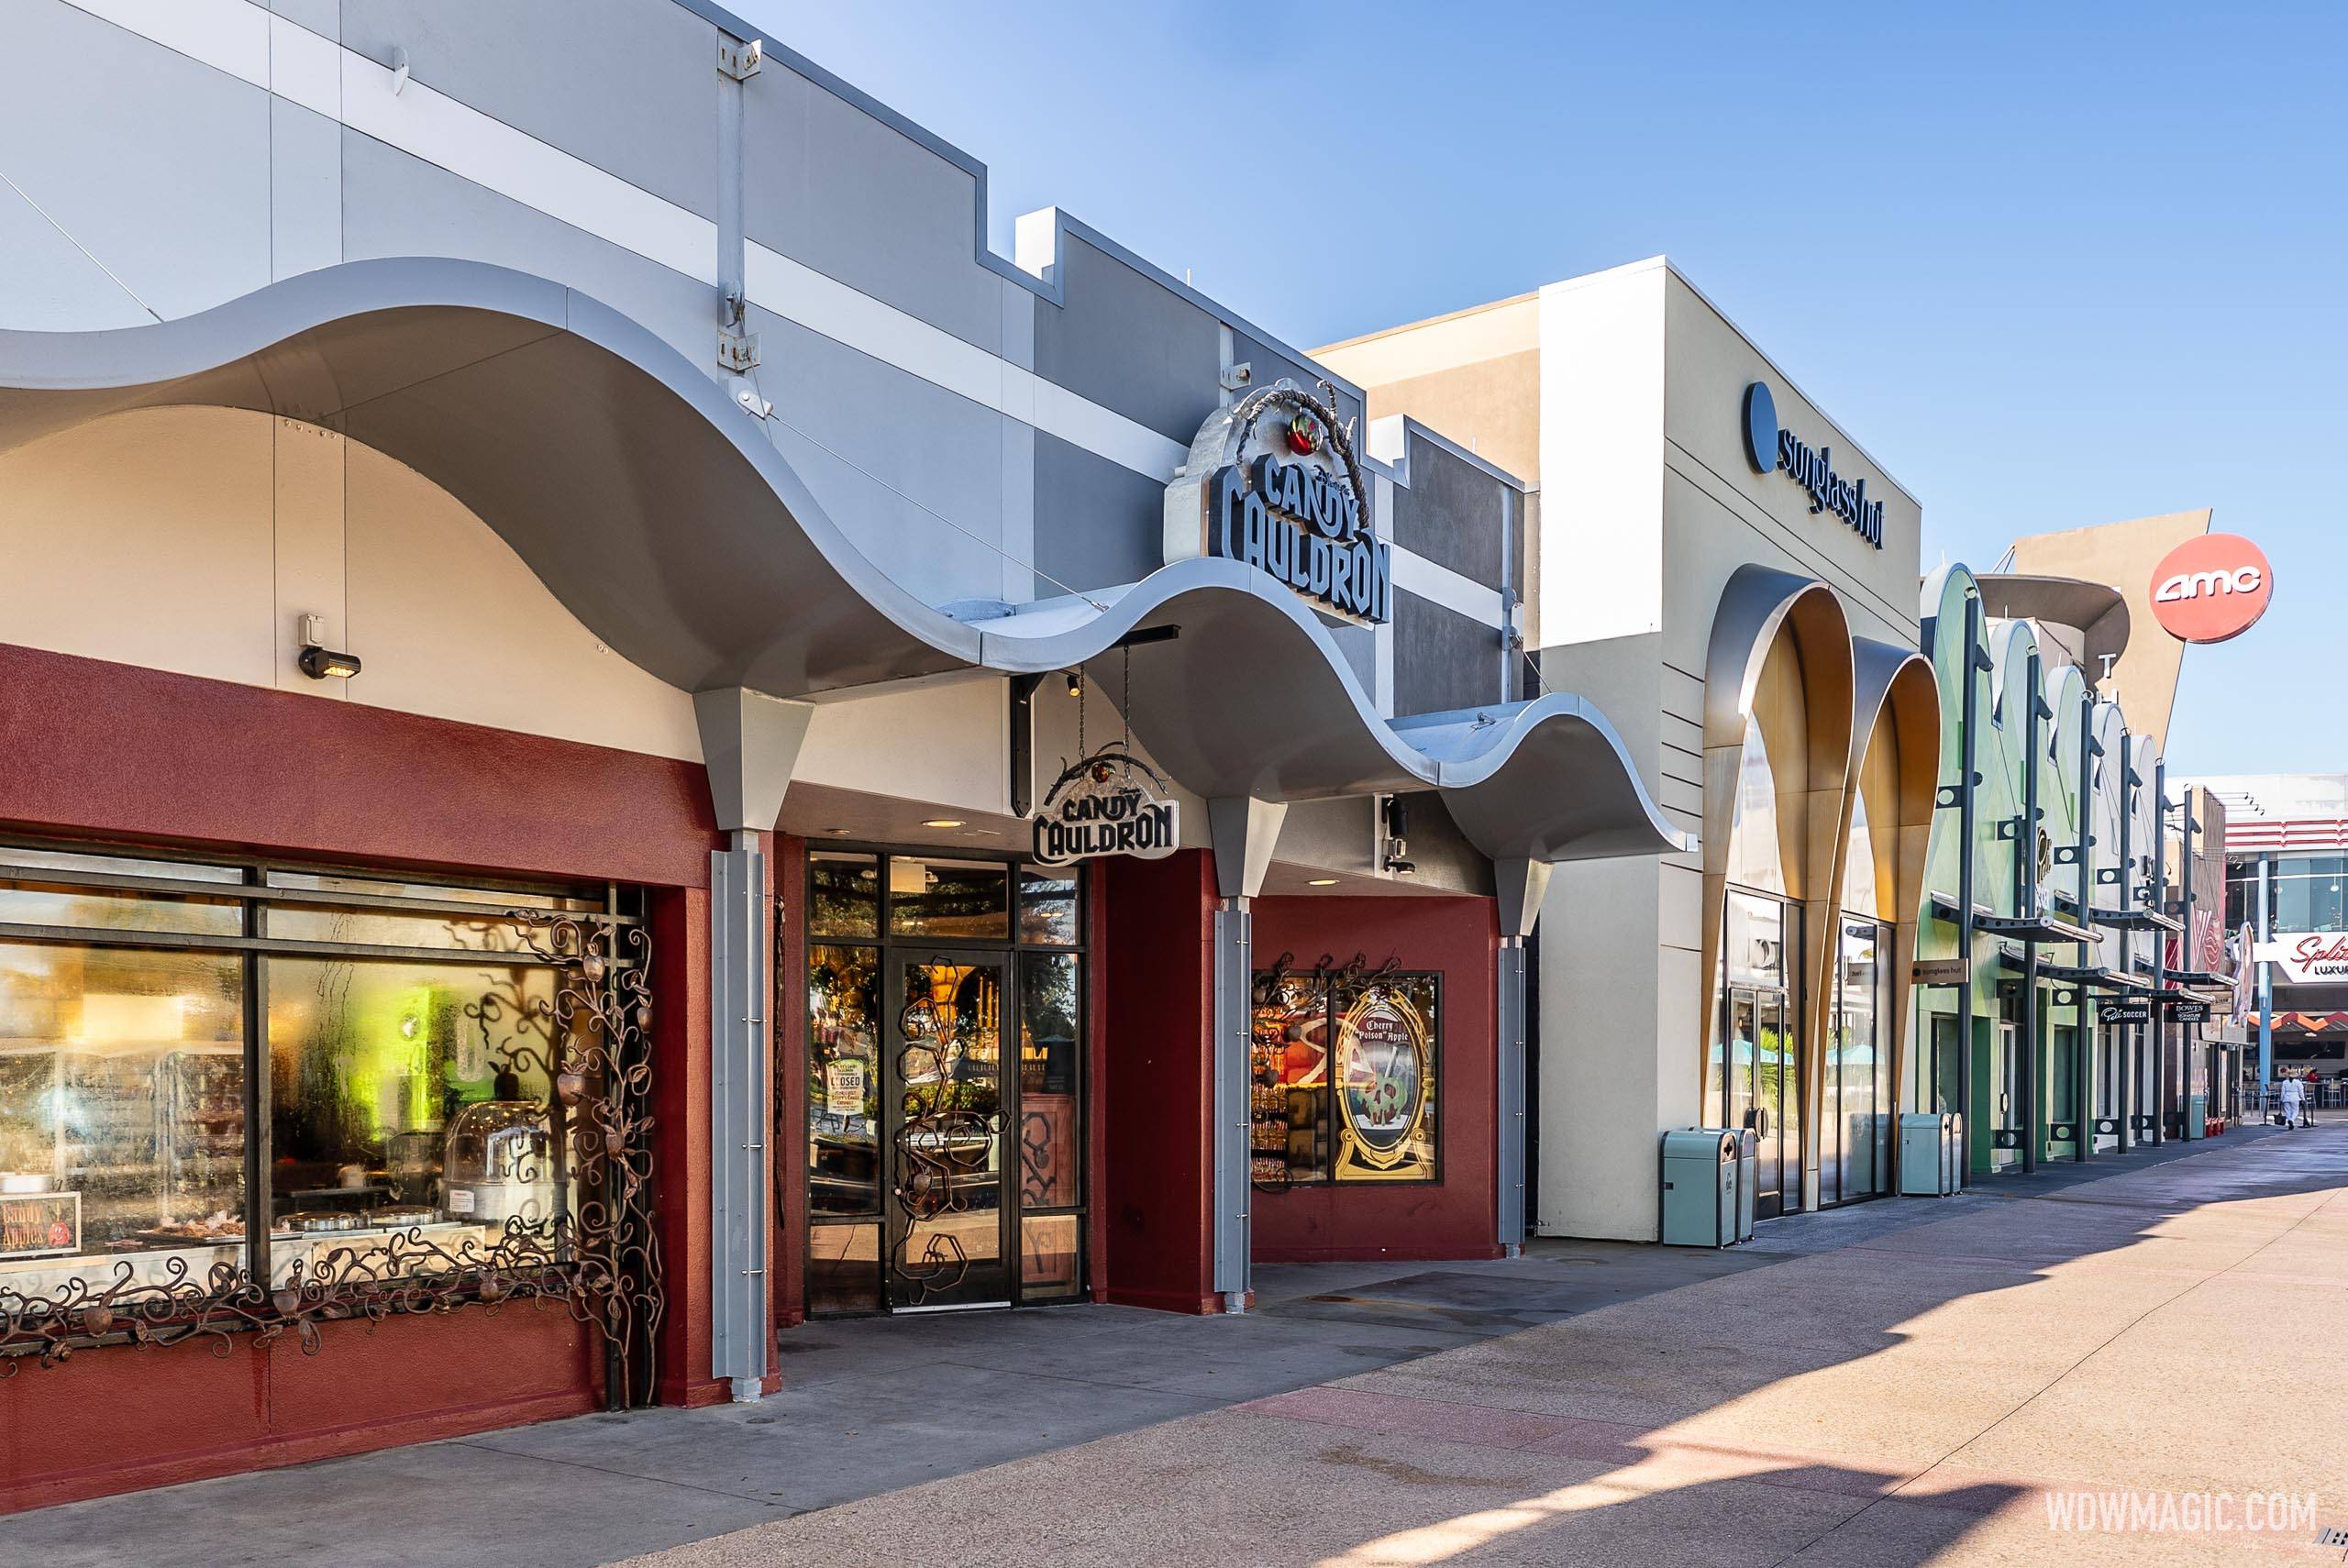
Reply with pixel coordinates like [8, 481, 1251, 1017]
[0, 407, 1036, 823]
[1329, 257, 1926, 1240]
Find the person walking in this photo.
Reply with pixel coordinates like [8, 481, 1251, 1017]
[2277, 1070, 2304, 1131]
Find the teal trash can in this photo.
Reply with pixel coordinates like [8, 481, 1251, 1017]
[1899, 1112, 1959, 1196]
[1659, 1129, 1740, 1247]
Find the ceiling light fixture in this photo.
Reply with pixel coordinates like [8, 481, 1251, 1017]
[921, 819, 965, 829]
[1307, 878, 1338, 887]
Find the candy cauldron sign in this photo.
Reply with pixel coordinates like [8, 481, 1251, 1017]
[1031, 745, 1179, 865]
[1163, 382, 1391, 625]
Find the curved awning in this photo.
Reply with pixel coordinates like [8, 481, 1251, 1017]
[0, 259, 1682, 866]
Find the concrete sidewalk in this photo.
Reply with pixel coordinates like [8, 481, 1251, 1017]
[621, 1125, 2348, 1567]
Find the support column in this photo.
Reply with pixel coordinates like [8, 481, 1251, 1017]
[1493, 858, 1549, 1255]
[1206, 797, 1286, 1314]
[694, 687, 810, 1400]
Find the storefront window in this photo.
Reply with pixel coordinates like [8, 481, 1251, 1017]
[1727, 727, 1788, 896]
[886, 857, 1009, 941]
[267, 958, 564, 1285]
[0, 942, 244, 1282]
[1251, 967, 1439, 1186]
[808, 852, 880, 938]
[803, 850, 1085, 1315]
[1017, 868, 1080, 946]
[0, 842, 622, 1316]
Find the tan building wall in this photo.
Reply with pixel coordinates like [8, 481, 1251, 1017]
[1322, 257, 1925, 1239]
[2007, 509, 2211, 751]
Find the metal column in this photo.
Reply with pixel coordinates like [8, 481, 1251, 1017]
[1496, 939, 1528, 1253]
[709, 833, 770, 1401]
[1211, 899, 1252, 1311]
[1953, 594, 1987, 1187]
[2257, 856, 2274, 1088]
[2074, 689, 2098, 1163]
[2017, 651, 2045, 1175]
[2150, 762, 2170, 1144]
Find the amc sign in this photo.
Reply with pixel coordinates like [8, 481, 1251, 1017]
[2149, 533, 2272, 644]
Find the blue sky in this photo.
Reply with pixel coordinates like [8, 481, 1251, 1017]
[743, 1, 2344, 777]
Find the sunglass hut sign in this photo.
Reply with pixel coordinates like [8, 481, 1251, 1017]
[1163, 384, 1391, 624]
[1741, 381, 1885, 550]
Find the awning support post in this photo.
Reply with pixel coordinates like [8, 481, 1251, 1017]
[694, 688, 810, 1401]
[1493, 858, 1549, 1255]
[1207, 797, 1286, 1315]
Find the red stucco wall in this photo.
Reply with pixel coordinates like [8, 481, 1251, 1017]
[0, 643, 726, 1511]
[1097, 850, 1219, 1313]
[1249, 894, 1501, 1265]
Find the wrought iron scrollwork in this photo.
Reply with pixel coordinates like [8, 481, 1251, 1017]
[889, 960, 996, 1307]
[2, 911, 663, 1401]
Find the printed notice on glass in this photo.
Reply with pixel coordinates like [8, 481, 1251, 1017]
[824, 1058, 869, 1119]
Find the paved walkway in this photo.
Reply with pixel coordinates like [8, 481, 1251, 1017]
[616, 1124, 2347, 1567]
[6, 1126, 2335, 1566]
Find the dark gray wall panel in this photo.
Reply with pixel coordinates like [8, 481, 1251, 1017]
[342, 0, 719, 220]
[748, 307, 1009, 610]
[339, 132, 711, 371]
[1390, 440, 1506, 589]
[1234, 328, 1363, 437]
[1034, 234, 1221, 446]
[1395, 594, 1501, 717]
[1032, 432, 1164, 595]
[742, 67, 1002, 354]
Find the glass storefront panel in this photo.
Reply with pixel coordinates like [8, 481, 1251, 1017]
[1725, 891, 1786, 988]
[1016, 953, 1080, 1209]
[1250, 972, 1330, 1187]
[267, 904, 540, 952]
[0, 879, 241, 938]
[265, 958, 564, 1283]
[0, 942, 245, 1287]
[808, 1220, 882, 1316]
[807, 944, 881, 1217]
[1834, 922, 1882, 1201]
[1019, 1213, 1081, 1303]
[886, 857, 1009, 941]
[808, 852, 880, 938]
[1017, 868, 1080, 947]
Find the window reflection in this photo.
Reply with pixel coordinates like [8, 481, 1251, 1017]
[807, 944, 880, 1217]
[267, 959, 563, 1283]
[0, 942, 245, 1290]
[886, 858, 1008, 940]
[1017, 953, 1080, 1208]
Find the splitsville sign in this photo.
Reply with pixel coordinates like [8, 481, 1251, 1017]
[1741, 381, 1885, 549]
[1165, 388, 1391, 624]
[2254, 933, 2348, 984]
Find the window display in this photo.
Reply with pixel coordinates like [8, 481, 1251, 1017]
[0, 842, 615, 1312]
[1252, 962, 1440, 1187]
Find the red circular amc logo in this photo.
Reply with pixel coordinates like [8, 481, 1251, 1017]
[2149, 533, 2272, 644]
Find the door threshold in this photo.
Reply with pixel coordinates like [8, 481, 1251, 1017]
[892, 1300, 1014, 1316]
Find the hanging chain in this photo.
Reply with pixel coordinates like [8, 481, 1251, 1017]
[1122, 643, 1132, 756]
[1075, 663, 1085, 761]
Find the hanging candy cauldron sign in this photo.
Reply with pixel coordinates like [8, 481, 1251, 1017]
[1031, 744, 1180, 866]
[1162, 381, 1390, 626]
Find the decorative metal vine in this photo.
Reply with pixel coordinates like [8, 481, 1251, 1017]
[0, 912, 662, 1403]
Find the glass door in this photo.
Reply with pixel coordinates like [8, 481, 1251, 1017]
[1755, 990, 1793, 1218]
[885, 955, 1011, 1310]
[1990, 1021, 2019, 1170]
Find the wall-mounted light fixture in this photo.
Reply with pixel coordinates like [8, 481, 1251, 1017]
[1065, 671, 1081, 698]
[1379, 796, 1415, 878]
[297, 614, 361, 680]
